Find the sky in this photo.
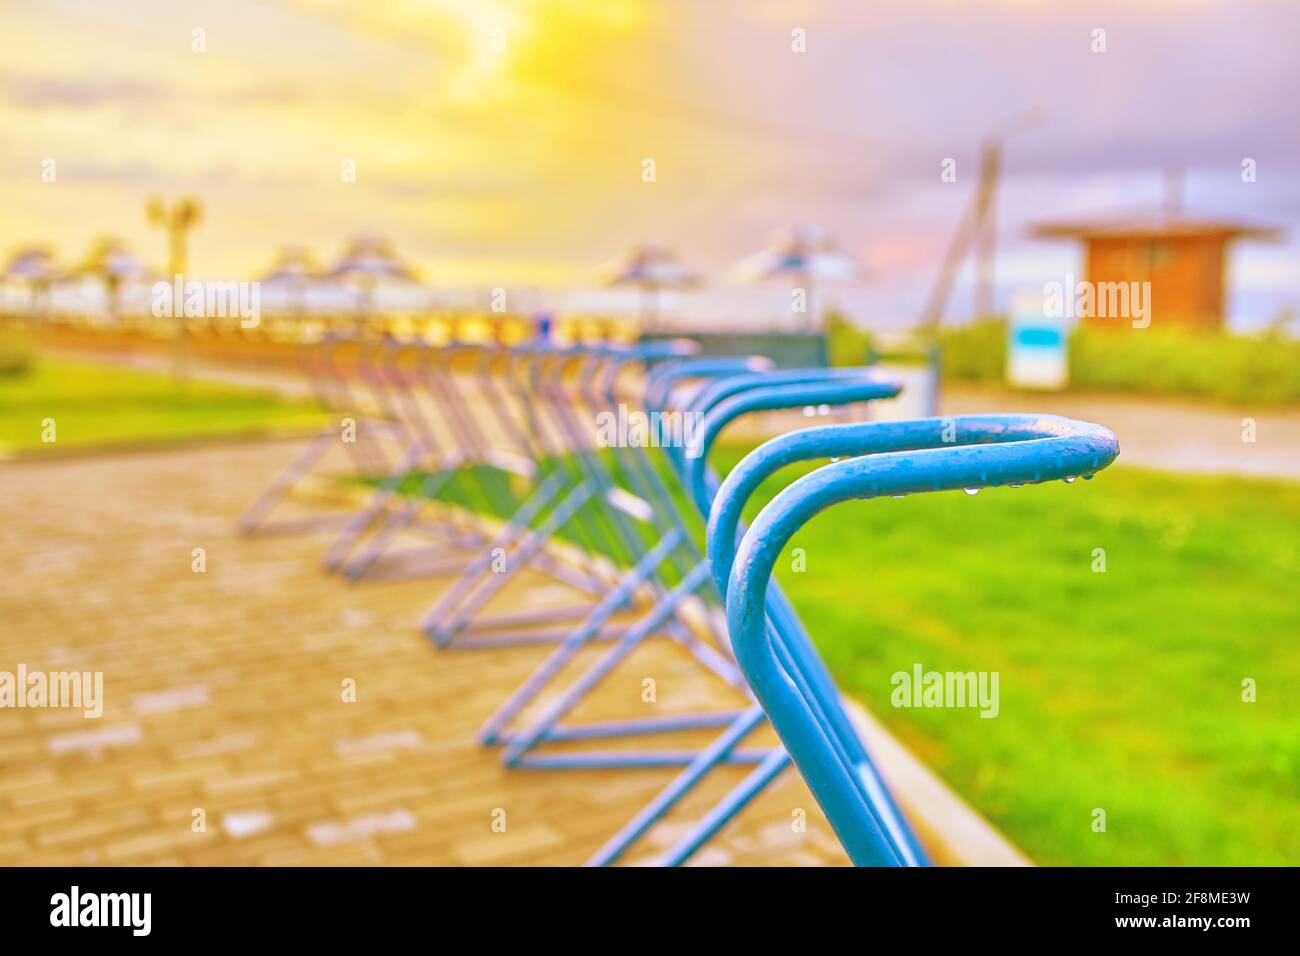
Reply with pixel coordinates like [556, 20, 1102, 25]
[2, 0, 1298, 327]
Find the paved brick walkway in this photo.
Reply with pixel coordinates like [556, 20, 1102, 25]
[0, 439, 846, 866]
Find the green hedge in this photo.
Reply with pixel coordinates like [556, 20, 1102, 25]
[937, 318, 1300, 405]
[825, 312, 875, 367]
[0, 328, 36, 377]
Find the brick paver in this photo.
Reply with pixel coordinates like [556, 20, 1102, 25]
[0, 439, 847, 866]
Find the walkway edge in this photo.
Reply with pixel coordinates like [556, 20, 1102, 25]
[0, 428, 323, 464]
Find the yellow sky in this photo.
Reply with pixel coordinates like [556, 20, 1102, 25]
[2, 0, 1296, 321]
[1, 0, 786, 284]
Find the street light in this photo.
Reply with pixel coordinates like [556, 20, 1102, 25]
[146, 196, 203, 280]
[146, 196, 202, 377]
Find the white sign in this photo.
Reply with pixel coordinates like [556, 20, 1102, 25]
[1007, 293, 1068, 390]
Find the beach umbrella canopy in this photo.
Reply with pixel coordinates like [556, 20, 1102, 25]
[604, 240, 699, 289]
[3, 246, 61, 282]
[731, 225, 864, 284]
[602, 241, 699, 333]
[325, 234, 420, 284]
[324, 235, 426, 317]
[60, 238, 152, 319]
[76, 237, 151, 281]
[258, 246, 320, 285]
[256, 246, 325, 315]
[730, 226, 865, 333]
[2, 246, 62, 316]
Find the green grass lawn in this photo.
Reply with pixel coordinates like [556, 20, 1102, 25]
[0, 356, 326, 452]
[706, 447, 1300, 866]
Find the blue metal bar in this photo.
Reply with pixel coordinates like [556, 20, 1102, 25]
[510, 749, 772, 770]
[426, 478, 598, 647]
[586, 703, 770, 867]
[477, 528, 684, 745]
[500, 561, 715, 765]
[493, 710, 745, 743]
[658, 748, 792, 867]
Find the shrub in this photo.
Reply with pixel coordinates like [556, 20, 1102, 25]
[935, 317, 1006, 381]
[825, 311, 875, 367]
[0, 329, 36, 377]
[936, 317, 1300, 404]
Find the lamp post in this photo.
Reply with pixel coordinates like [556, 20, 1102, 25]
[146, 196, 202, 283]
[146, 196, 202, 378]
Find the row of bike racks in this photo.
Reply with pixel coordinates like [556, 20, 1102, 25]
[238, 329, 1119, 866]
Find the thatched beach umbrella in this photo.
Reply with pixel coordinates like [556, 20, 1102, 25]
[258, 245, 322, 317]
[604, 240, 699, 332]
[2, 246, 61, 319]
[3, 246, 59, 281]
[75, 237, 151, 321]
[325, 235, 422, 320]
[731, 226, 864, 332]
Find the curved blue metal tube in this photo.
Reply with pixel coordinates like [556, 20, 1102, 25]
[680, 366, 872, 419]
[644, 356, 775, 414]
[720, 415, 1119, 865]
[682, 372, 902, 515]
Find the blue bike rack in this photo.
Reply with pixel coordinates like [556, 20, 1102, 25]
[242, 325, 1121, 868]
[588, 369, 916, 865]
[482, 364, 901, 777]
[478, 356, 823, 764]
[239, 332, 405, 537]
[715, 414, 1119, 864]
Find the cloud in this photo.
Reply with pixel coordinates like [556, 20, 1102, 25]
[1, 72, 168, 109]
